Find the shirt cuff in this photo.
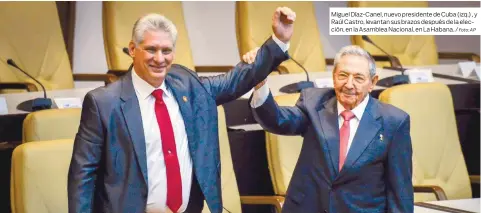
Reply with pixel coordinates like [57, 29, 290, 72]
[250, 81, 270, 108]
[271, 34, 290, 53]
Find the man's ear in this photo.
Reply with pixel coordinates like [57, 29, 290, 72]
[128, 41, 136, 58]
[370, 75, 379, 92]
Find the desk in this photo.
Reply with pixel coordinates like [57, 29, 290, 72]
[0, 87, 92, 115]
[0, 88, 93, 142]
[415, 198, 480, 213]
[407, 63, 480, 83]
[236, 66, 470, 99]
[0, 64, 473, 115]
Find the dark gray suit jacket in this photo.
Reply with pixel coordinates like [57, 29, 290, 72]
[252, 88, 413, 213]
[68, 38, 288, 213]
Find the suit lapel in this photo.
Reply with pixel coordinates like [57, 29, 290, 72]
[120, 72, 148, 184]
[317, 97, 341, 178]
[164, 74, 197, 159]
[339, 97, 382, 177]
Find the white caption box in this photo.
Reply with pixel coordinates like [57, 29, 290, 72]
[315, 78, 334, 88]
[54, 98, 82, 109]
[329, 7, 480, 35]
[0, 97, 7, 115]
[406, 69, 434, 83]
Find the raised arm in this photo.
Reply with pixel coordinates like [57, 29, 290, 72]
[250, 83, 309, 135]
[200, 7, 296, 105]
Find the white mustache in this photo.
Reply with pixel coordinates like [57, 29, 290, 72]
[341, 89, 356, 95]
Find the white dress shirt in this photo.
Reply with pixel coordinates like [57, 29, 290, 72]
[131, 69, 192, 213]
[336, 95, 369, 155]
[251, 83, 370, 157]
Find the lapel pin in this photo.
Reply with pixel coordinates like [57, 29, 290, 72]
[183, 96, 188, 102]
[379, 134, 384, 142]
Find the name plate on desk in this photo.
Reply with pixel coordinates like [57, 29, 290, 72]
[0, 97, 7, 115]
[314, 78, 334, 88]
[406, 69, 434, 84]
[457, 61, 477, 78]
[475, 66, 480, 79]
[54, 98, 82, 109]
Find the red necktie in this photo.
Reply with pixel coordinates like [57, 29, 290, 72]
[339, 110, 355, 171]
[152, 89, 182, 212]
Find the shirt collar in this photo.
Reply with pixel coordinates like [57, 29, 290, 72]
[337, 94, 370, 120]
[131, 67, 171, 100]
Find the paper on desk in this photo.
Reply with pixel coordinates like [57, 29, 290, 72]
[405, 69, 434, 84]
[457, 61, 476, 78]
[314, 78, 334, 88]
[474, 66, 480, 79]
[54, 97, 82, 109]
[0, 97, 7, 115]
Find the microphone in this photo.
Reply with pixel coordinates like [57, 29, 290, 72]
[279, 56, 314, 93]
[108, 47, 133, 77]
[7, 59, 52, 111]
[122, 47, 130, 56]
[361, 35, 409, 87]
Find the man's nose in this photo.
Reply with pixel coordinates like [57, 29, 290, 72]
[345, 75, 354, 88]
[153, 51, 165, 63]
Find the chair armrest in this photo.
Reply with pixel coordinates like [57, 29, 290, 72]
[469, 175, 480, 184]
[107, 70, 129, 77]
[72, 73, 119, 85]
[414, 185, 448, 200]
[438, 52, 480, 62]
[325, 58, 334, 65]
[276, 65, 291, 74]
[455, 108, 480, 114]
[240, 195, 285, 213]
[0, 82, 38, 92]
[372, 55, 402, 68]
[195, 66, 234, 73]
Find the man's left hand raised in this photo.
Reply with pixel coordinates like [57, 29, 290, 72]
[272, 7, 296, 43]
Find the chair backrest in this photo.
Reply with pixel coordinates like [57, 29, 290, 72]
[11, 139, 74, 213]
[349, 1, 439, 67]
[202, 106, 242, 213]
[22, 108, 81, 143]
[379, 83, 472, 202]
[102, 2, 195, 71]
[216, 105, 242, 212]
[264, 93, 303, 196]
[236, 2, 326, 74]
[0, 2, 74, 93]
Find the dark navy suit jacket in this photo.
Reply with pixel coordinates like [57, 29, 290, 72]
[252, 88, 413, 213]
[68, 38, 288, 213]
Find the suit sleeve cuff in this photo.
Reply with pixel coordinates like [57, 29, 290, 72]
[250, 81, 270, 108]
[271, 34, 290, 53]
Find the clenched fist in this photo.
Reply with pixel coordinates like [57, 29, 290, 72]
[272, 7, 296, 43]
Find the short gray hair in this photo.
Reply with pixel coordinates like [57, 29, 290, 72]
[333, 45, 376, 78]
[131, 13, 178, 46]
